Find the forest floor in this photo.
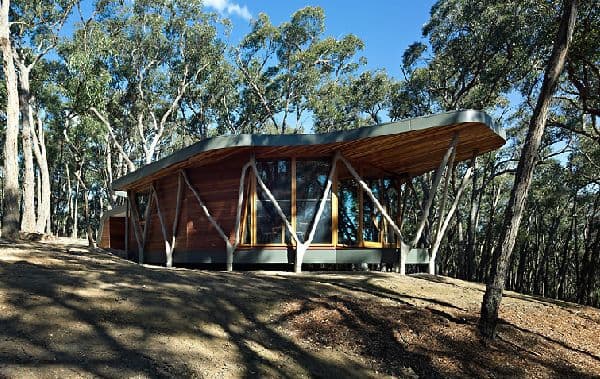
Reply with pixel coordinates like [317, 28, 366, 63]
[0, 239, 599, 378]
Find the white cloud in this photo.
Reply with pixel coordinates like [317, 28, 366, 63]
[203, 0, 252, 21]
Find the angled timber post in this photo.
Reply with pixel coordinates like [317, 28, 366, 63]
[167, 173, 185, 268]
[409, 133, 459, 274]
[228, 160, 253, 271]
[337, 131, 458, 276]
[151, 182, 171, 268]
[181, 169, 234, 271]
[128, 190, 145, 264]
[251, 154, 339, 273]
[181, 160, 252, 272]
[294, 152, 340, 272]
[411, 134, 459, 247]
[429, 142, 457, 274]
[140, 189, 155, 264]
[250, 157, 302, 268]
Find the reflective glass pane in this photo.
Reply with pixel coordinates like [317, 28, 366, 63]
[243, 199, 251, 244]
[382, 178, 399, 244]
[363, 179, 382, 242]
[256, 160, 291, 244]
[296, 160, 331, 243]
[338, 179, 359, 245]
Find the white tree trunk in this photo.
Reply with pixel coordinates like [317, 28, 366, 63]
[0, 0, 21, 239]
[429, 167, 473, 274]
[17, 63, 36, 233]
[72, 175, 80, 239]
[36, 168, 41, 221]
[65, 162, 73, 236]
[33, 113, 51, 233]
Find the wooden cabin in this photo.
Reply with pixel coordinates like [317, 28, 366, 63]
[98, 206, 126, 251]
[110, 110, 505, 272]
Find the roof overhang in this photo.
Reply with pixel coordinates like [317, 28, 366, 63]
[113, 109, 505, 191]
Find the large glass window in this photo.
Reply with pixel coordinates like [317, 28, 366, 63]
[363, 179, 383, 243]
[243, 158, 397, 248]
[338, 177, 398, 247]
[338, 179, 359, 246]
[382, 178, 399, 244]
[134, 191, 151, 221]
[256, 160, 291, 244]
[296, 160, 332, 244]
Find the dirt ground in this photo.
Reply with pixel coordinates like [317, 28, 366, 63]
[0, 239, 599, 378]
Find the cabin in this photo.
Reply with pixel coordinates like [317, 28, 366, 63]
[104, 110, 505, 273]
[98, 206, 126, 251]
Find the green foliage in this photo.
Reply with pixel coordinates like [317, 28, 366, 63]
[411, 0, 600, 307]
[233, 6, 366, 134]
[60, 0, 227, 162]
[312, 70, 392, 132]
[390, 0, 561, 119]
[10, 0, 77, 53]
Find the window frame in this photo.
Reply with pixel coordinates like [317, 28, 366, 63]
[240, 157, 336, 248]
[239, 157, 397, 249]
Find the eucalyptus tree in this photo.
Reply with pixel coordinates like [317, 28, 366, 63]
[311, 79, 360, 132]
[389, 0, 595, 332]
[180, 59, 242, 140]
[480, 0, 578, 339]
[60, 111, 106, 244]
[311, 70, 393, 132]
[0, 0, 20, 239]
[234, 6, 364, 134]
[552, 1, 600, 144]
[10, 0, 76, 233]
[389, 43, 434, 121]
[62, 0, 227, 176]
[386, 0, 545, 274]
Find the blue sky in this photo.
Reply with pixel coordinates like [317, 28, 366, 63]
[209, 0, 436, 77]
[67, 0, 436, 80]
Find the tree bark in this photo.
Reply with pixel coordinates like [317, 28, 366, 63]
[72, 169, 80, 239]
[465, 156, 479, 281]
[478, 185, 501, 282]
[0, 0, 21, 239]
[32, 112, 51, 233]
[74, 161, 95, 248]
[478, 0, 578, 339]
[84, 189, 95, 248]
[17, 64, 36, 233]
[89, 107, 136, 173]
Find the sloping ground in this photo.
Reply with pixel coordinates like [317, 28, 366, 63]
[0, 239, 599, 378]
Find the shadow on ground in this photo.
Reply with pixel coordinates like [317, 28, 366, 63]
[0, 240, 598, 378]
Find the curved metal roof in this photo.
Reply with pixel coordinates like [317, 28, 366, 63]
[113, 109, 505, 191]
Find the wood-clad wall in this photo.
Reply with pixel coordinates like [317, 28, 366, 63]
[129, 151, 251, 261]
[109, 217, 126, 250]
[100, 217, 126, 250]
[99, 218, 110, 248]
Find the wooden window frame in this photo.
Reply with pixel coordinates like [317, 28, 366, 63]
[239, 156, 395, 250]
[240, 156, 336, 248]
[295, 157, 335, 247]
[241, 158, 293, 248]
[361, 177, 390, 249]
[336, 170, 389, 249]
[335, 174, 361, 249]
